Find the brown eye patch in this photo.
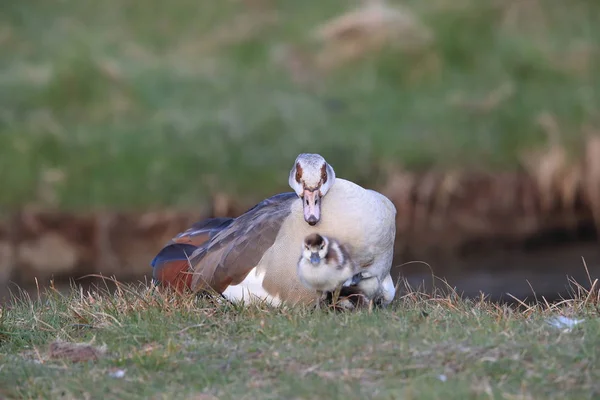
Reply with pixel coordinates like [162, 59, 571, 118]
[320, 164, 327, 183]
[295, 163, 303, 183]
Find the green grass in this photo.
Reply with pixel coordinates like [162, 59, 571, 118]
[1, 0, 599, 210]
[1, 279, 599, 399]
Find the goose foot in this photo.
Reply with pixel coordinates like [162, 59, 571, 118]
[345, 273, 394, 309]
[318, 289, 357, 312]
[314, 290, 328, 311]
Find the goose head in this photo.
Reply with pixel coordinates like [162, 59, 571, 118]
[288, 153, 336, 226]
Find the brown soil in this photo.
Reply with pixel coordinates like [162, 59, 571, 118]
[2, 137, 600, 304]
[48, 340, 106, 363]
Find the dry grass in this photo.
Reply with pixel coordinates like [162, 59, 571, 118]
[311, 0, 433, 71]
[1, 267, 599, 399]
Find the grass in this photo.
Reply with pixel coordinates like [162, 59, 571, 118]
[0, 0, 599, 210]
[1, 276, 599, 399]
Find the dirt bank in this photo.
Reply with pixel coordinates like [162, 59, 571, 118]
[2, 138, 600, 303]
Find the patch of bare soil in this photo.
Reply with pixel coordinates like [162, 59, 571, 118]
[48, 340, 107, 363]
[18, 339, 107, 364]
[2, 136, 600, 303]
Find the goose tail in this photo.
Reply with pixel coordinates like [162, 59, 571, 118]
[150, 217, 234, 292]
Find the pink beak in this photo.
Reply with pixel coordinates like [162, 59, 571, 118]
[303, 189, 321, 226]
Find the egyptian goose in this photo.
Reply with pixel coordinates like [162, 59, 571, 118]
[296, 233, 362, 309]
[151, 153, 397, 306]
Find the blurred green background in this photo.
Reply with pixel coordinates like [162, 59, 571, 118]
[1, 0, 598, 211]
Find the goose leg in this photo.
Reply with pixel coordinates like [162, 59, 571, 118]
[315, 290, 323, 310]
[359, 249, 396, 307]
[331, 285, 342, 306]
[380, 274, 396, 305]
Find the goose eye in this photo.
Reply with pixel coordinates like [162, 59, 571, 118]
[305, 199, 309, 205]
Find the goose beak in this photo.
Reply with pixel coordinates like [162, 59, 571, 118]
[303, 189, 321, 226]
[310, 252, 321, 265]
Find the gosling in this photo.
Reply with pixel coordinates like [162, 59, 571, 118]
[297, 233, 361, 309]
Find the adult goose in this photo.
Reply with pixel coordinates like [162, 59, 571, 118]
[151, 153, 397, 306]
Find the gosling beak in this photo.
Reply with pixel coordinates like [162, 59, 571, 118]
[303, 189, 321, 226]
[310, 252, 321, 265]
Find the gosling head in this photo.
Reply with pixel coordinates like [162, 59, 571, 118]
[301, 233, 330, 265]
[288, 153, 336, 226]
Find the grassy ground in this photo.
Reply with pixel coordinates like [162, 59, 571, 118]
[1, 0, 599, 210]
[1, 279, 599, 399]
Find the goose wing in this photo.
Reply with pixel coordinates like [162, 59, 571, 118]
[151, 192, 297, 293]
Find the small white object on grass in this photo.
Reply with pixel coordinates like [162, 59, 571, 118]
[109, 369, 126, 379]
[547, 316, 584, 332]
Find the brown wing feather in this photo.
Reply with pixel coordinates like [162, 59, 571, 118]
[153, 259, 194, 292]
[151, 218, 235, 292]
[188, 192, 297, 293]
[171, 217, 234, 246]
